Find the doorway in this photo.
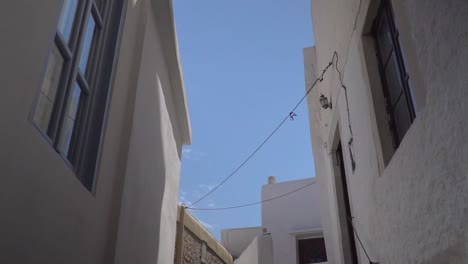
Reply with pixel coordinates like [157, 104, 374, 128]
[335, 142, 359, 263]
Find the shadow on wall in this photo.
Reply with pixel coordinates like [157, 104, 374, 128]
[114, 68, 169, 263]
[423, 238, 466, 264]
[234, 234, 274, 264]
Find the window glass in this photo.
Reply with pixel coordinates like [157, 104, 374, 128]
[408, 83, 418, 112]
[79, 15, 97, 74]
[376, 11, 393, 63]
[393, 96, 412, 143]
[31, 0, 124, 190]
[34, 45, 64, 133]
[374, 1, 415, 149]
[384, 52, 404, 105]
[58, 83, 82, 157]
[58, 0, 79, 42]
[298, 238, 328, 264]
[34, 94, 55, 133]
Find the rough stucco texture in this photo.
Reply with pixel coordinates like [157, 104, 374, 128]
[183, 229, 226, 264]
[371, 1, 468, 261]
[308, 0, 468, 263]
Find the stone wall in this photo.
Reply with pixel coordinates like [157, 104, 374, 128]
[175, 206, 233, 264]
[182, 229, 225, 264]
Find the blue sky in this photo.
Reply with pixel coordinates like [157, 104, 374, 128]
[173, 0, 315, 239]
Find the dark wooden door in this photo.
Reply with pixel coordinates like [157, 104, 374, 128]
[337, 143, 359, 264]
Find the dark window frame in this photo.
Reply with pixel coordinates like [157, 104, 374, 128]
[297, 237, 328, 264]
[373, 0, 415, 148]
[32, 0, 125, 191]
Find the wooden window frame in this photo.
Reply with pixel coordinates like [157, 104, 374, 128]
[373, 0, 416, 148]
[32, 0, 125, 191]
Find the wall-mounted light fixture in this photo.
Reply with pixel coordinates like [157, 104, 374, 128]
[319, 94, 332, 109]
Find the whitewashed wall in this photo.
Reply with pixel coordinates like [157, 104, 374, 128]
[262, 178, 325, 264]
[306, 0, 468, 263]
[221, 227, 264, 258]
[0, 0, 190, 263]
[234, 234, 274, 264]
[111, 1, 190, 263]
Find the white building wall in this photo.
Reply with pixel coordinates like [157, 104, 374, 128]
[304, 47, 343, 264]
[0, 0, 190, 263]
[306, 0, 468, 263]
[261, 178, 324, 264]
[234, 234, 274, 264]
[221, 227, 264, 258]
[113, 1, 190, 263]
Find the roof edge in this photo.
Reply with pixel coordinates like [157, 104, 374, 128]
[151, 0, 192, 145]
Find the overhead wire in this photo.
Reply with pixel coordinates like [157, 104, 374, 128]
[186, 54, 336, 209]
[186, 1, 362, 209]
[186, 46, 376, 261]
[188, 181, 317, 211]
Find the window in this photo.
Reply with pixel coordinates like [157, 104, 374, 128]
[373, 0, 415, 148]
[32, 0, 124, 190]
[297, 238, 328, 264]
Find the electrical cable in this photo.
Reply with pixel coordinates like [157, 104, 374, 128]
[332, 0, 362, 173]
[333, 51, 353, 138]
[186, 48, 376, 261]
[333, 51, 356, 171]
[187, 181, 317, 211]
[347, 216, 379, 264]
[186, 56, 336, 208]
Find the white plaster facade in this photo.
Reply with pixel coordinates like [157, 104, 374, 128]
[234, 234, 274, 264]
[221, 226, 265, 259]
[0, 0, 191, 263]
[262, 178, 325, 264]
[222, 177, 327, 264]
[304, 0, 468, 263]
